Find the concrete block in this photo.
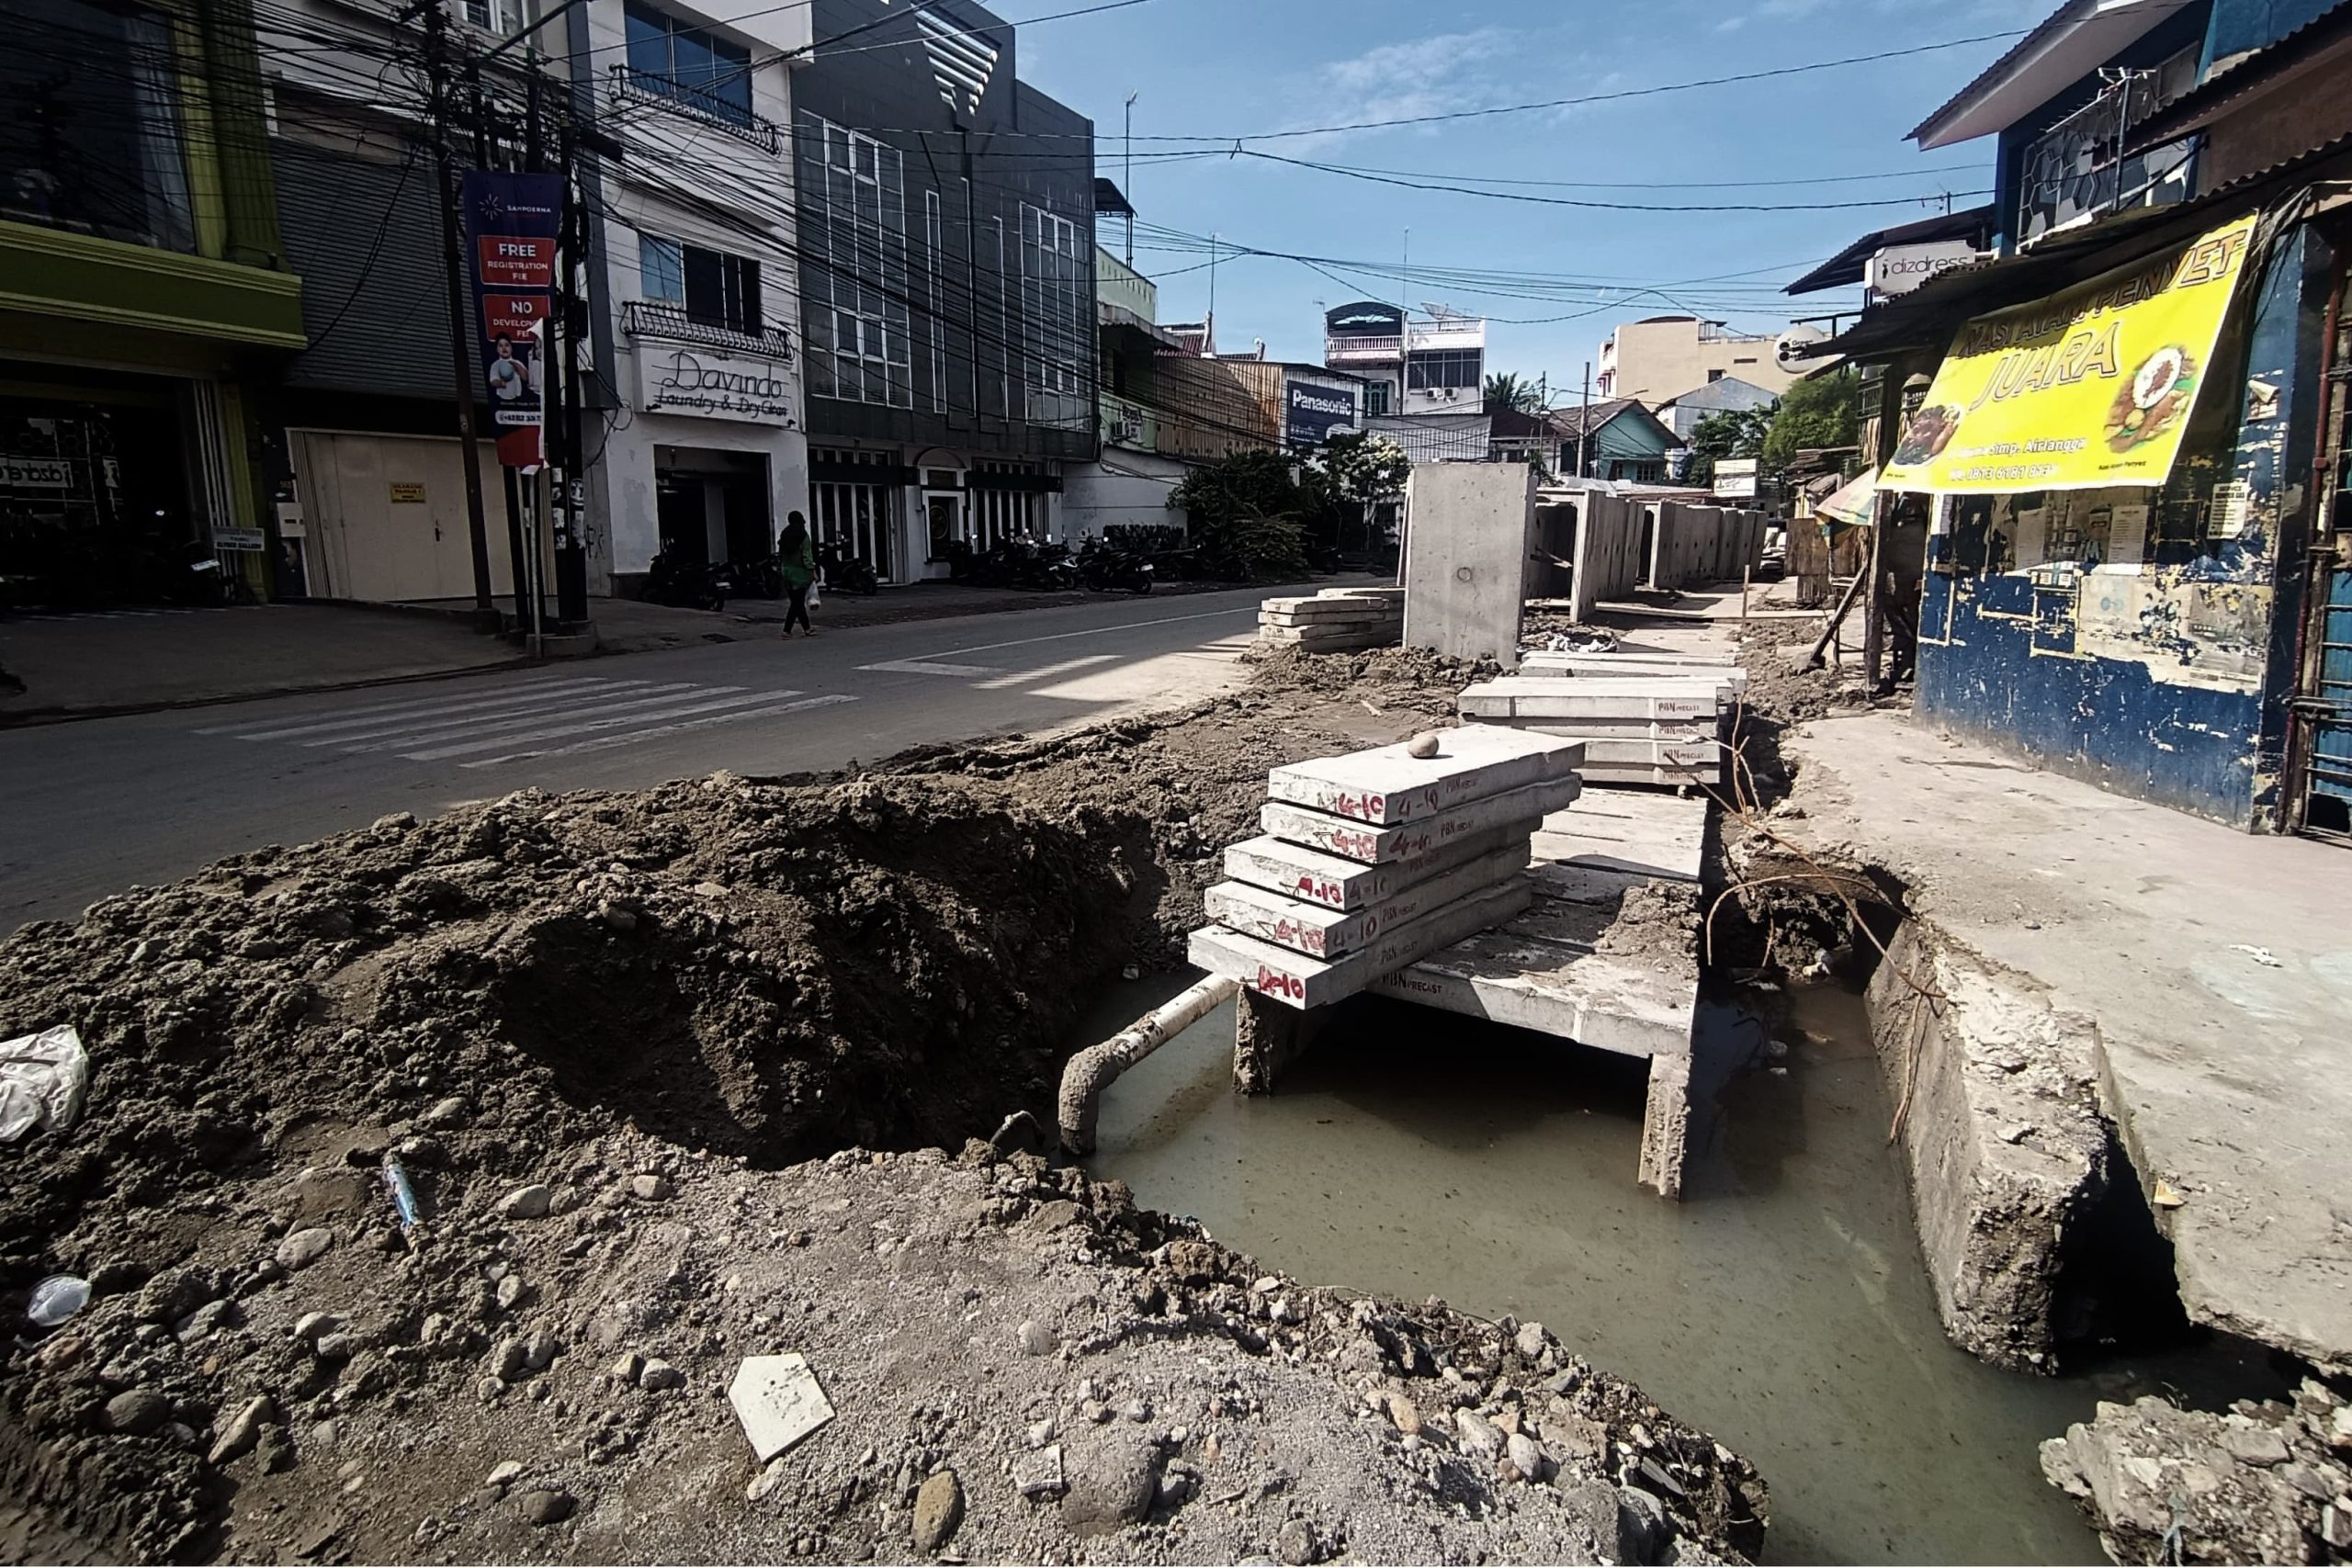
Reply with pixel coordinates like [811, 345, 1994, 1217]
[1530, 819, 1704, 883]
[1510, 715, 1720, 742]
[1190, 877, 1534, 1010]
[1520, 653, 1749, 694]
[1222, 824, 1530, 911]
[1265, 725, 1584, 826]
[729, 1354, 835, 1462]
[1203, 843, 1534, 958]
[1318, 585, 1404, 602]
[1458, 677, 1728, 724]
[1371, 929, 1695, 1059]
[1516, 732, 1724, 774]
[1261, 776, 1581, 864]
[1403, 463, 1534, 669]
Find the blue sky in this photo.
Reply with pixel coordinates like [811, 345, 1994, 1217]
[1010, 0, 2046, 391]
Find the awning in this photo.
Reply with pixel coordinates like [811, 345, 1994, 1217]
[1880, 213, 2258, 496]
[1814, 468, 1879, 529]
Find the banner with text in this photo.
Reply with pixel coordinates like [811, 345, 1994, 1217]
[460, 170, 561, 468]
[1880, 214, 2256, 496]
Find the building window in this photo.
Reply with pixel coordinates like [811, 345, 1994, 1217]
[1407, 349, 1481, 391]
[810, 448, 899, 581]
[796, 113, 910, 409]
[623, 0, 752, 129]
[639, 235, 684, 301]
[1364, 380, 1393, 416]
[1019, 202, 1088, 431]
[459, 0, 527, 36]
[971, 463, 1046, 548]
[924, 189, 946, 414]
[684, 247, 761, 333]
[0, 0, 195, 253]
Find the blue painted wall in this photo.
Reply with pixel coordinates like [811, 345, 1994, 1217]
[1914, 223, 2329, 829]
[2201, 0, 2344, 74]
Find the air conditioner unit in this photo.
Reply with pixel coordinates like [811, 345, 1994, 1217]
[1441, 387, 1459, 401]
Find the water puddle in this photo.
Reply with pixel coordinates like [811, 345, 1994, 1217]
[1079, 977, 2261, 1564]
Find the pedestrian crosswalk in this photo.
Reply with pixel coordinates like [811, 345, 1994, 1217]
[196, 675, 854, 769]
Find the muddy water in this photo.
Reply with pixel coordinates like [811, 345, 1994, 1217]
[1080, 980, 2246, 1565]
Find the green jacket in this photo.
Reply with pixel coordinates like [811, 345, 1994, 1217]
[780, 532, 816, 588]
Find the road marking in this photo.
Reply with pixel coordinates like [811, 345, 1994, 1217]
[399, 688, 815, 761]
[325, 684, 717, 750]
[856, 659, 1007, 678]
[968, 654, 1119, 690]
[913, 604, 1260, 661]
[198, 675, 626, 738]
[459, 694, 858, 767]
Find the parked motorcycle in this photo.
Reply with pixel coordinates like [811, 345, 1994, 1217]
[1076, 534, 1154, 594]
[817, 540, 879, 596]
[737, 552, 785, 601]
[645, 547, 731, 611]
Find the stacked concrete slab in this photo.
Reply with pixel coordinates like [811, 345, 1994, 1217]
[1520, 649, 1749, 695]
[1256, 586, 1405, 653]
[1458, 670, 1738, 789]
[1190, 726, 1584, 1008]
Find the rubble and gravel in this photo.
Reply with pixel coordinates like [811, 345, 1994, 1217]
[2042, 1381, 2352, 1564]
[0, 655, 1767, 1562]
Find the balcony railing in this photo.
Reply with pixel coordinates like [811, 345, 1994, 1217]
[608, 64, 780, 152]
[622, 299, 793, 359]
[1327, 334, 1404, 360]
[2018, 52, 2199, 245]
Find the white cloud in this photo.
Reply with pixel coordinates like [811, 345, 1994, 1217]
[1714, 14, 1747, 30]
[1273, 28, 1518, 150]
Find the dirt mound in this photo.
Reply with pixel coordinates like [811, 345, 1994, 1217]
[1240, 643, 1496, 716]
[0, 683, 1766, 1562]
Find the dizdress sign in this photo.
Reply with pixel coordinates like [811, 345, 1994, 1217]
[1881, 214, 2256, 495]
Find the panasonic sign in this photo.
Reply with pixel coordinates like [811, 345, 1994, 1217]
[1285, 380, 1360, 447]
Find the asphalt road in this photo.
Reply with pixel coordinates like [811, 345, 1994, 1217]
[0, 586, 1278, 932]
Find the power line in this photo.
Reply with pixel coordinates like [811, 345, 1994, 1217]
[1236, 149, 1991, 214]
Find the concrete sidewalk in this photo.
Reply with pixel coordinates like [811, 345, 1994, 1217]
[1773, 709, 2352, 1370]
[0, 604, 526, 724]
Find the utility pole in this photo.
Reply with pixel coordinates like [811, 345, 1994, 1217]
[1577, 361, 1592, 479]
[1206, 231, 1217, 348]
[420, 0, 496, 616]
[552, 110, 588, 626]
[1123, 91, 1137, 266]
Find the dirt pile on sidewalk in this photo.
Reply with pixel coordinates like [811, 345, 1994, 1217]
[0, 662, 1767, 1563]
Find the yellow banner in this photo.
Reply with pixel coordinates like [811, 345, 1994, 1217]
[1880, 214, 2257, 495]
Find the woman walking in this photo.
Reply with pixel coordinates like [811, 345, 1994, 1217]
[777, 511, 818, 637]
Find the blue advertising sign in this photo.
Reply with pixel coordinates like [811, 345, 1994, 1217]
[460, 170, 562, 466]
[1285, 378, 1359, 448]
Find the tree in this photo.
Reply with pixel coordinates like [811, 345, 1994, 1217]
[1762, 368, 1859, 470]
[1313, 432, 1413, 556]
[1167, 449, 1310, 578]
[1684, 405, 1771, 486]
[1483, 372, 1542, 414]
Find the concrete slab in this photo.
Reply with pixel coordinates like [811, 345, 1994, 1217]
[1516, 732, 1724, 783]
[1530, 795, 1709, 883]
[1372, 931, 1695, 1060]
[1261, 776, 1581, 864]
[1221, 824, 1530, 912]
[1776, 710, 2352, 1370]
[1403, 462, 1534, 669]
[1520, 653, 1750, 694]
[1459, 678, 1730, 724]
[1203, 843, 1532, 958]
[1265, 726, 1584, 826]
[1190, 877, 1535, 1010]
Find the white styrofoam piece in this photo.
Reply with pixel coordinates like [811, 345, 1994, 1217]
[1222, 824, 1532, 911]
[729, 1354, 835, 1462]
[1203, 843, 1533, 958]
[1189, 877, 1535, 1010]
[1265, 726, 1584, 827]
[1261, 776, 1582, 863]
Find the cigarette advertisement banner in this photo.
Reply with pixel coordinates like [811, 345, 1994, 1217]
[460, 170, 561, 468]
[1880, 214, 2257, 496]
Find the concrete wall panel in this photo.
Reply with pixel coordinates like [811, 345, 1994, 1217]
[1404, 462, 1535, 667]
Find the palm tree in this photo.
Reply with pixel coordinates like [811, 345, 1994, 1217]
[1483, 372, 1542, 414]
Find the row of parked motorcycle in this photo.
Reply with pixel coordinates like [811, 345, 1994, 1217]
[643, 531, 1162, 611]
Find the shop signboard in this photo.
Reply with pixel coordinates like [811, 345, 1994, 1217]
[1864, 239, 1981, 302]
[211, 527, 266, 552]
[1285, 378, 1359, 447]
[1881, 214, 2256, 496]
[0, 457, 71, 489]
[1713, 457, 1758, 500]
[460, 170, 561, 467]
[638, 345, 797, 425]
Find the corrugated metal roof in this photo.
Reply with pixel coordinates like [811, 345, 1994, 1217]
[1785, 205, 1996, 295]
[2129, 0, 2352, 151]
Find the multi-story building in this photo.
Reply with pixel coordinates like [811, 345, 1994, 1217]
[1, 0, 303, 605]
[1321, 301, 1485, 417]
[790, 0, 1095, 581]
[260, 0, 808, 603]
[1593, 315, 1812, 407]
